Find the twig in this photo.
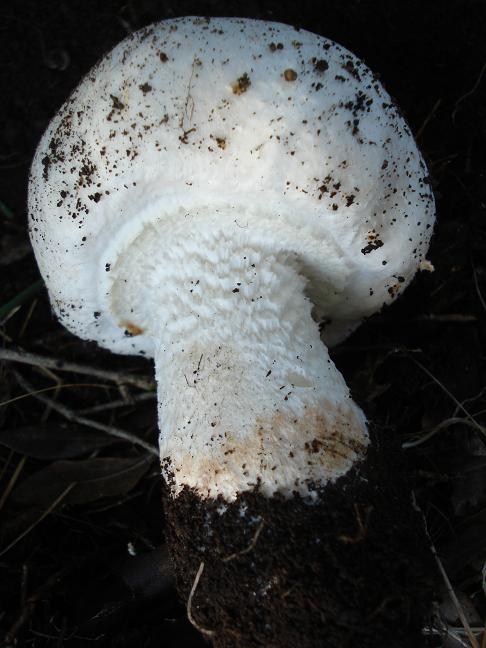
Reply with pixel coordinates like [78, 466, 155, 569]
[424, 623, 475, 648]
[0, 382, 113, 408]
[403, 417, 482, 449]
[0, 347, 155, 391]
[0, 483, 76, 558]
[35, 365, 63, 423]
[222, 520, 265, 562]
[424, 624, 486, 637]
[415, 98, 441, 140]
[77, 391, 156, 415]
[452, 61, 486, 122]
[339, 504, 372, 544]
[444, 631, 469, 647]
[0, 327, 13, 343]
[12, 371, 159, 457]
[0, 449, 14, 483]
[409, 356, 485, 437]
[454, 386, 486, 416]
[472, 265, 486, 313]
[187, 562, 215, 637]
[0, 456, 26, 513]
[18, 299, 38, 339]
[412, 493, 481, 648]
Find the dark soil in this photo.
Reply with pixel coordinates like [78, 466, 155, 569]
[164, 431, 435, 648]
[1, 1, 486, 647]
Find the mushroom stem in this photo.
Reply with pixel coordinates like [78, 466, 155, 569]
[152, 236, 368, 502]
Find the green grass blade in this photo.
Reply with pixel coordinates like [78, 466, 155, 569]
[0, 200, 14, 220]
[0, 279, 44, 321]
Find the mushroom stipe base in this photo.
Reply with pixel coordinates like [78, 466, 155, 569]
[163, 431, 435, 648]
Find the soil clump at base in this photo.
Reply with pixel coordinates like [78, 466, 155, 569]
[163, 431, 435, 648]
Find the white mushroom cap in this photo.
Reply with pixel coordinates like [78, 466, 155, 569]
[29, 16, 435, 357]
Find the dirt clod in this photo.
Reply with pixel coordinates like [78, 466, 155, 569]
[163, 431, 435, 648]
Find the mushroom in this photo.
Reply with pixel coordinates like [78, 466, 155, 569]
[29, 17, 436, 648]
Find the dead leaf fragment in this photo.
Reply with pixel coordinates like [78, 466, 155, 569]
[11, 457, 152, 508]
[0, 423, 114, 459]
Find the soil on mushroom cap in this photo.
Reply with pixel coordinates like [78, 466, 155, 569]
[163, 429, 435, 648]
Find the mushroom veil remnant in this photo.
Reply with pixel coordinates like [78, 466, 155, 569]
[29, 17, 436, 648]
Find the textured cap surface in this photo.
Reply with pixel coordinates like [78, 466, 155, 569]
[29, 17, 435, 356]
